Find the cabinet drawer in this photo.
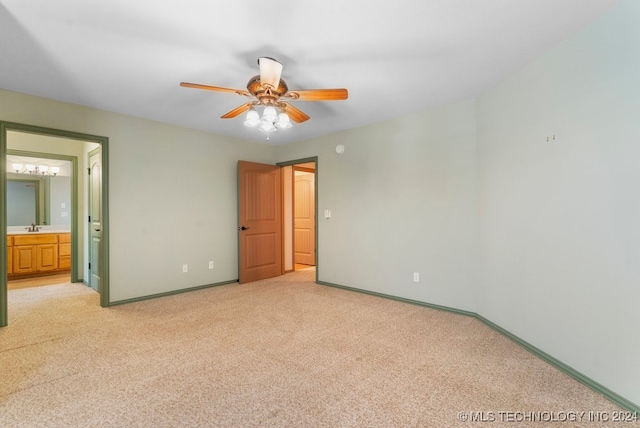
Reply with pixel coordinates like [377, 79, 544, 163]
[58, 233, 71, 244]
[59, 243, 71, 257]
[13, 234, 58, 246]
[59, 257, 71, 270]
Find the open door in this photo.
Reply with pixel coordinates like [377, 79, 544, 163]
[238, 161, 282, 283]
[88, 147, 102, 292]
[294, 167, 316, 266]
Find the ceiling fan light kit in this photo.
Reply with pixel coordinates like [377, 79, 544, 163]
[243, 107, 261, 127]
[180, 57, 348, 140]
[276, 112, 292, 129]
[244, 105, 293, 140]
[262, 105, 278, 123]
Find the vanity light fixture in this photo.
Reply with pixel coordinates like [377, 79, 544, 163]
[12, 163, 60, 176]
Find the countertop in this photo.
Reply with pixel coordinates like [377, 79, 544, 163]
[8, 229, 71, 235]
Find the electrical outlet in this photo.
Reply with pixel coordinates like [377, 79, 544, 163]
[413, 272, 420, 283]
[182, 264, 188, 273]
[208, 261, 214, 269]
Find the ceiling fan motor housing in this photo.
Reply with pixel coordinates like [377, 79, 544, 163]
[246, 75, 289, 105]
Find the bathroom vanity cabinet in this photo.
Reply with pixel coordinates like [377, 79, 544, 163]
[7, 233, 71, 278]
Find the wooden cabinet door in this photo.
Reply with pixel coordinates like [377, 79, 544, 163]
[14, 245, 37, 274]
[36, 244, 59, 272]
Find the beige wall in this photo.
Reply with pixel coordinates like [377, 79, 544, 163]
[476, 0, 640, 404]
[276, 100, 478, 312]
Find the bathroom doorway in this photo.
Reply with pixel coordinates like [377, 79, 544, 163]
[1, 121, 110, 327]
[6, 152, 74, 291]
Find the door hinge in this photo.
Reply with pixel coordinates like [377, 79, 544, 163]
[88, 167, 91, 175]
[88, 262, 91, 270]
[88, 215, 91, 223]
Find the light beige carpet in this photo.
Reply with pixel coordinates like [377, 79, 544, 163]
[0, 269, 634, 427]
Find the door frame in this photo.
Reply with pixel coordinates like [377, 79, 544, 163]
[1, 121, 110, 327]
[276, 157, 319, 283]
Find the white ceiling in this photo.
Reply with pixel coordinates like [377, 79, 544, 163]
[0, 1, 621, 145]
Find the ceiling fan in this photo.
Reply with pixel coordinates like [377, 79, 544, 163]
[180, 57, 348, 135]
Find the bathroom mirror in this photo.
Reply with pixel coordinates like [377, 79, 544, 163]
[6, 154, 72, 228]
[7, 178, 42, 226]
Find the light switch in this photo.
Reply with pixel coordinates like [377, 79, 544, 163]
[61, 212, 68, 217]
[61, 203, 66, 209]
[324, 209, 331, 219]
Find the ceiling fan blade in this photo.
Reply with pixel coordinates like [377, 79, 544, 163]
[180, 82, 250, 97]
[258, 57, 283, 89]
[284, 88, 348, 101]
[221, 102, 254, 119]
[280, 102, 310, 123]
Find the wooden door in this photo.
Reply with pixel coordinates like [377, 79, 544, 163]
[238, 161, 282, 283]
[294, 170, 316, 266]
[88, 147, 102, 292]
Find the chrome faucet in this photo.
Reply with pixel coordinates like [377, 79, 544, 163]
[25, 223, 41, 232]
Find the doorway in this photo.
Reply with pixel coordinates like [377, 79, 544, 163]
[292, 163, 316, 270]
[280, 160, 318, 274]
[6, 151, 74, 291]
[1, 121, 110, 327]
[237, 157, 318, 284]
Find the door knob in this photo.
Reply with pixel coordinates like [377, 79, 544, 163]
[241, 226, 250, 230]
[94, 228, 101, 232]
